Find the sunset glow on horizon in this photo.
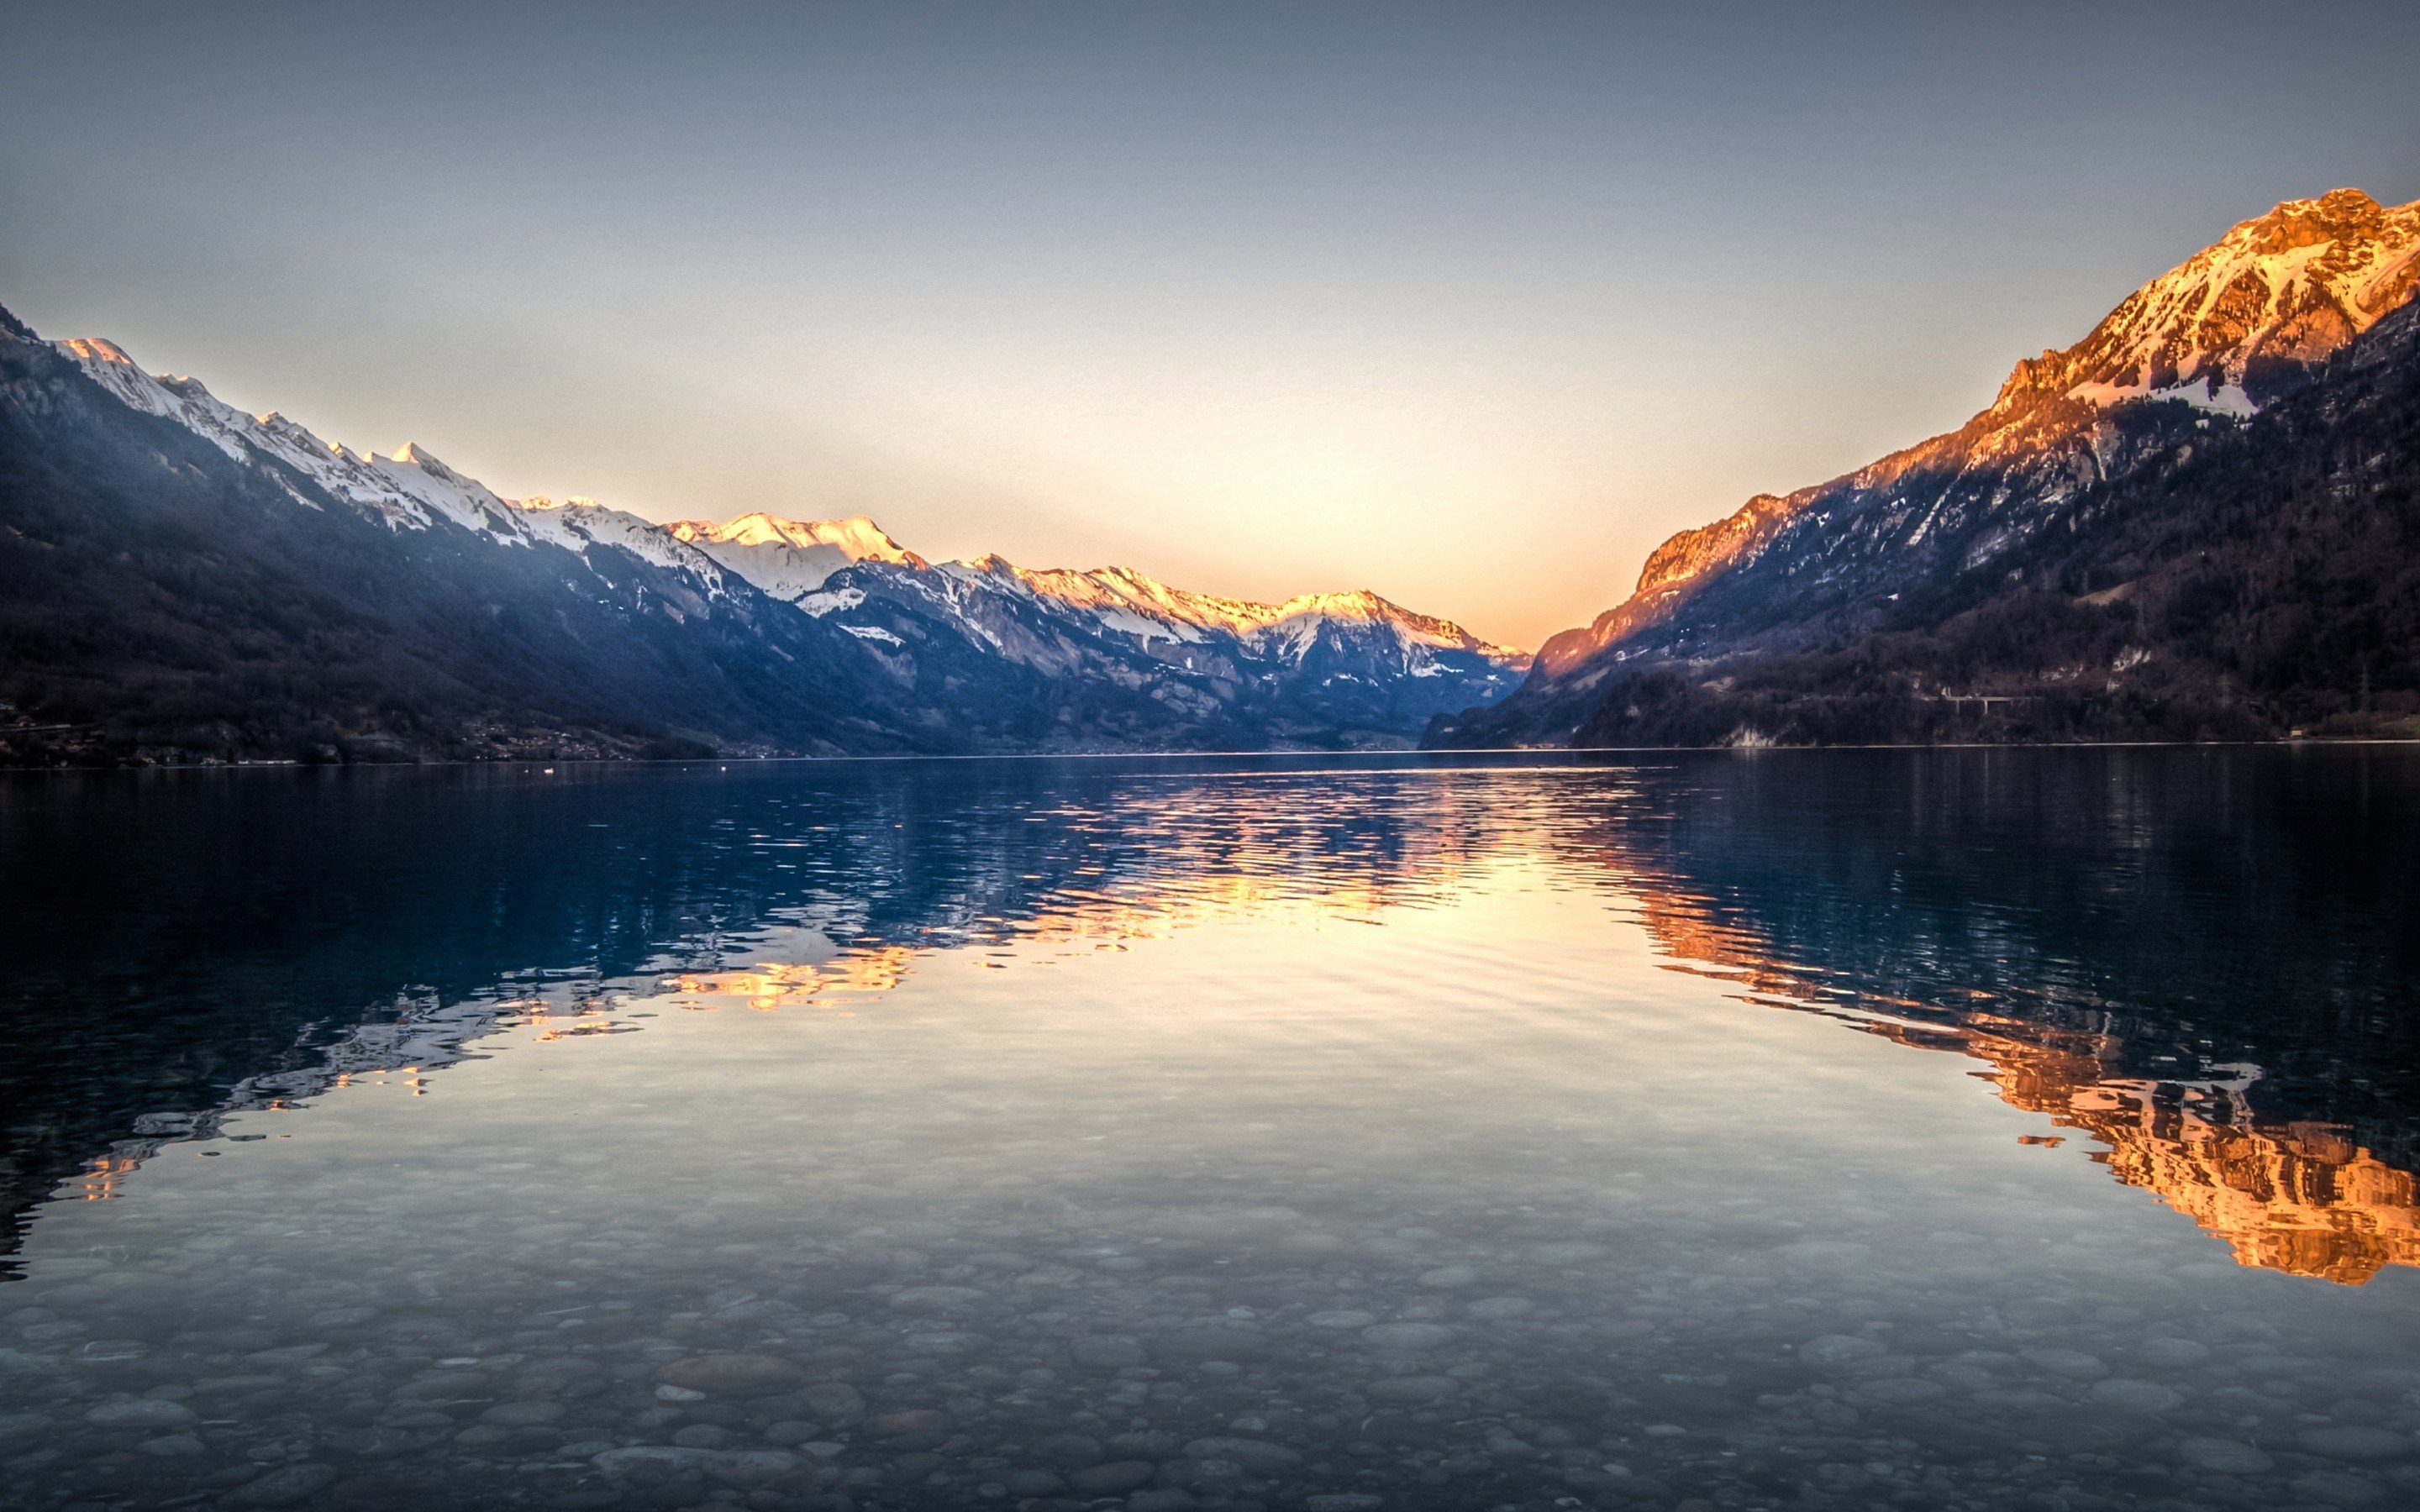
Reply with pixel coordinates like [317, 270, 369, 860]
[4, 3, 2416, 644]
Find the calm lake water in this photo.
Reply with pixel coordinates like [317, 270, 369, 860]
[2, 750, 2417, 1512]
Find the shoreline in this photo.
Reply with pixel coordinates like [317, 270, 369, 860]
[8, 734, 2420, 776]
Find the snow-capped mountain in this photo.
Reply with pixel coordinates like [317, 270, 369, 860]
[626, 515, 1528, 745]
[50, 335, 744, 593]
[3, 305, 1523, 761]
[790, 549, 1527, 744]
[806, 551, 1518, 678]
[661, 507, 1523, 691]
[58, 337, 529, 537]
[886, 557, 1520, 669]
[1433, 188, 2420, 747]
[2044, 186, 2420, 415]
[666, 512, 920, 601]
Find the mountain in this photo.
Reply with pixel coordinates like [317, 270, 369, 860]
[704, 534, 1527, 748]
[0, 319, 940, 764]
[1430, 188, 2420, 748]
[680, 521, 1528, 748]
[0, 307, 1521, 763]
[666, 512, 922, 602]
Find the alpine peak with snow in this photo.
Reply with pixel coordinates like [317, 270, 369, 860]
[1429, 188, 2420, 748]
[664, 514, 1528, 744]
[666, 511, 1519, 670]
[2042, 187, 2420, 417]
[665, 513, 922, 602]
[0, 302, 1524, 764]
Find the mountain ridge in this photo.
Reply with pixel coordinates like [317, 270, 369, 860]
[1431, 188, 2420, 748]
[42, 324, 1519, 665]
[0, 308, 1523, 763]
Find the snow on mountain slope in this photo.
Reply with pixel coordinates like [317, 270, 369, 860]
[40, 319, 1523, 745]
[512, 497, 734, 590]
[672, 508, 1526, 685]
[1535, 189, 2419, 683]
[666, 512, 918, 601]
[781, 544, 1529, 744]
[961, 557, 1512, 658]
[52, 338, 556, 540]
[792, 543, 1527, 743]
[54, 339, 471, 531]
[1249, 588, 1513, 664]
[47, 333, 749, 604]
[361, 441, 523, 535]
[2040, 188, 2420, 414]
[1431, 187, 2420, 748]
[682, 512, 914, 560]
[799, 549, 1522, 670]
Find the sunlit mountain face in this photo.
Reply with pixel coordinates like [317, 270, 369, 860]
[1437, 190, 2420, 749]
[6, 751, 2419, 1512]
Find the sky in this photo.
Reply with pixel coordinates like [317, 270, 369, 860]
[3, 3, 2417, 648]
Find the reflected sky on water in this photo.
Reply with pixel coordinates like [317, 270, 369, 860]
[2, 750, 2417, 1511]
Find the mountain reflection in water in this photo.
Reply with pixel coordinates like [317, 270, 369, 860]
[1628, 886, 2420, 1285]
[1575, 750, 2420, 1286]
[7, 749, 2414, 1289]
[8, 751, 2420, 1512]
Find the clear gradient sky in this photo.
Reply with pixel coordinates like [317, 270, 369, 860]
[3, 3, 2416, 647]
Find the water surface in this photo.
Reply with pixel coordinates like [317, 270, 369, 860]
[3, 750, 2417, 1512]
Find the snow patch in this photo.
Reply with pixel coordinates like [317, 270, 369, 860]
[797, 587, 865, 617]
[2069, 376, 2258, 418]
[669, 513, 918, 601]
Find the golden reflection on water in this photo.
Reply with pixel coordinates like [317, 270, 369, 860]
[1604, 854, 2420, 1284]
[671, 947, 919, 1011]
[57, 766, 2420, 1284]
[1984, 1044, 2420, 1284]
[666, 798, 2420, 1284]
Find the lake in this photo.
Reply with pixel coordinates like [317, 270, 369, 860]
[2, 749, 2417, 1512]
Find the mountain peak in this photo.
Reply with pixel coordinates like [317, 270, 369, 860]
[666, 512, 920, 601]
[56, 337, 137, 367]
[1304, 587, 1384, 610]
[669, 512, 914, 562]
[2032, 187, 2420, 415]
[386, 442, 453, 475]
[923, 558, 1519, 658]
[2245, 186, 2384, 245]
[1270, 588, 1395, 622]
[1502, 186, 2420, 694]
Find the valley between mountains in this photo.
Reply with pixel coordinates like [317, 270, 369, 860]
[5, 188, 2417, 764]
